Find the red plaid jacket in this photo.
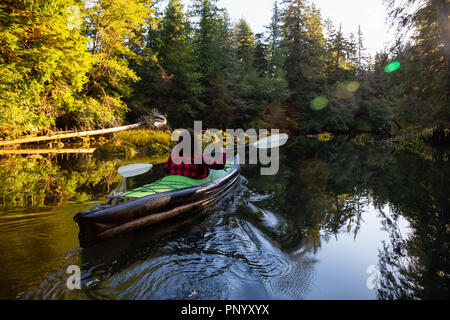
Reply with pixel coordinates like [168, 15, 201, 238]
[164, 153, 227, 180]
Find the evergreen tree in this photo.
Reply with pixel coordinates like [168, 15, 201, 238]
[324, 22, 356, 82]
[233, 19, 255, 71]
[265, 1, 286, 81]
[281, 0, 310, 100]
[304, 4, 326, 84]
[356, 25, 367, 74]
[190, 0, 237, 127]
[0, 0, 93, 138]
[253, 33, 269, 77]
[157, 0, 203, 126]
[382, 0, 449, 129]
[267, 1, 283, 58]
[191, 0, 227, 83]
[80, 0, 154, 129]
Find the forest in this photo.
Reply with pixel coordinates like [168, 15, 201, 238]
[0, 0, 449, 301]
[0, 0, 448, 140]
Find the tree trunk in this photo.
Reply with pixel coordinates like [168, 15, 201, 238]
[0, 122, 145, 147]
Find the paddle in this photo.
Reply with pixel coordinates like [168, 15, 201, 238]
[117, 133, 289, 178]
[118, 163, 154, 178]
[253, 133, 288, 149]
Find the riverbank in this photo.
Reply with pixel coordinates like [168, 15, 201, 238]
[93, 129, 173, 158]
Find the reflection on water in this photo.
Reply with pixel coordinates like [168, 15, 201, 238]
[0, 136, 448, 300]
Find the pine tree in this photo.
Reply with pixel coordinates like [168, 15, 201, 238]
[267, 1, 283, 58]
[356, 25, 367, 74]
[233, 19, 255, 71]
[265, 1, 286, 80]
[324, 21, 356, 82]
[304, 4, 326, 83]
[157, 0, 203, 126]
[254, 33, 269, 77]
[190, 0, 237, 127]
[281, 1, 327, 105]
[191, 0, 227, 83]
[281, 0, 310, 100]
[81, 0, 156, 129]
[0, 0, 93, 138]
[383, 0, 449, 129]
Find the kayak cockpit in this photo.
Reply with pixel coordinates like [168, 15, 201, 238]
[74, 155, 240, 248]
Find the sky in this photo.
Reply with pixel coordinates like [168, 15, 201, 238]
[180, 0, 393, 56]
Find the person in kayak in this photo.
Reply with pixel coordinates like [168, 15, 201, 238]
[164, 128, 227, 179]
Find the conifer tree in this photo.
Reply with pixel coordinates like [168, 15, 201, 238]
[356, 25, 367, 74]
[82, 0, 155, 128]
[0, 0, 93, 137]
[281, 0, 310, 100]
[382, 0, 449, 129]
[233, 19, 255, 71]
[254, 33, 269, 77]
[265, 1, 286, 81]
[157, 0, 203, 126]
[190, 0, 237, 127]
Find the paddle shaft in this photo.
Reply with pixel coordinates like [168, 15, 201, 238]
[151, 147, 240, 167]
[118, 133, 288, 177]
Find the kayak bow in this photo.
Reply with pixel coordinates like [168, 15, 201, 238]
[74, 155, 240, 248]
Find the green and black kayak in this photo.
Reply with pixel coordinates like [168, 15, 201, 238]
[74, 155, 240, 248]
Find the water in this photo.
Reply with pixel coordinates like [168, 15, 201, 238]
[0, 136, 448, 300]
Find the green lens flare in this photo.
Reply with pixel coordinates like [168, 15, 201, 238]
[385, 61, 401, 73]
[310, 96, 329, 111]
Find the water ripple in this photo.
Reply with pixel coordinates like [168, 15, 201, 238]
[22, 180, 316, 300]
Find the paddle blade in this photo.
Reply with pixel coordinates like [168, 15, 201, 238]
[253, 133, 289, 149]
[118, 163, 153, 178]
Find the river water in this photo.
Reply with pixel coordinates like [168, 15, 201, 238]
[0, 136, 448, 300]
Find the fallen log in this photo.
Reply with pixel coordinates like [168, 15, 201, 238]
[0, 122, 145, 147]
[0, 148, 96, 155]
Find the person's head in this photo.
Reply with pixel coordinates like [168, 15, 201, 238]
[177, 128, 200, 157]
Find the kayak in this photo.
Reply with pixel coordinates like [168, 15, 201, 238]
[74, 155, 240, 248]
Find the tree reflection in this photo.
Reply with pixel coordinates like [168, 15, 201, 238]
[373, 152, 449, 300]
[0, 153, 167, 210]
[2, 134, 447, 299]
[0, 155, 122, 209]
[243, 136, 448, 299]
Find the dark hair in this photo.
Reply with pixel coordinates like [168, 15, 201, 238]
[178, 128, 199, 157]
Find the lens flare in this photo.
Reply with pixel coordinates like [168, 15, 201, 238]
[335, 83, 354, 100]
[310, 96, 329, 111]
[347, 81, 360, 92]
[384, 61, 401, 73]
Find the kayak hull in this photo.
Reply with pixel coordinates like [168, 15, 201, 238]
[74, 155, 240, 248]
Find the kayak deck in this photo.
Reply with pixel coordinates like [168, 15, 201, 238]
[121, 162, 235, 198]
[74, 156, 240, 248]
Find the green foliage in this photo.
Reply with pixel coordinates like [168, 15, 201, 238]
[78, 0, 156, 129]
[0, 0, 157, 139]
[378, 0, 450, 130]
[233, 19, 255, 70]
[0, 0, 93, 138]
[0, 155, 122, 206]
[323, 20, 357, 82]
[112, 129, 172, 149]
[94, 129, 172, 156]
[1, 0, 446, 139]
[127, 0, 203, 128]
[281, 0, 310, 100]
[93, 143, 137, 158]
